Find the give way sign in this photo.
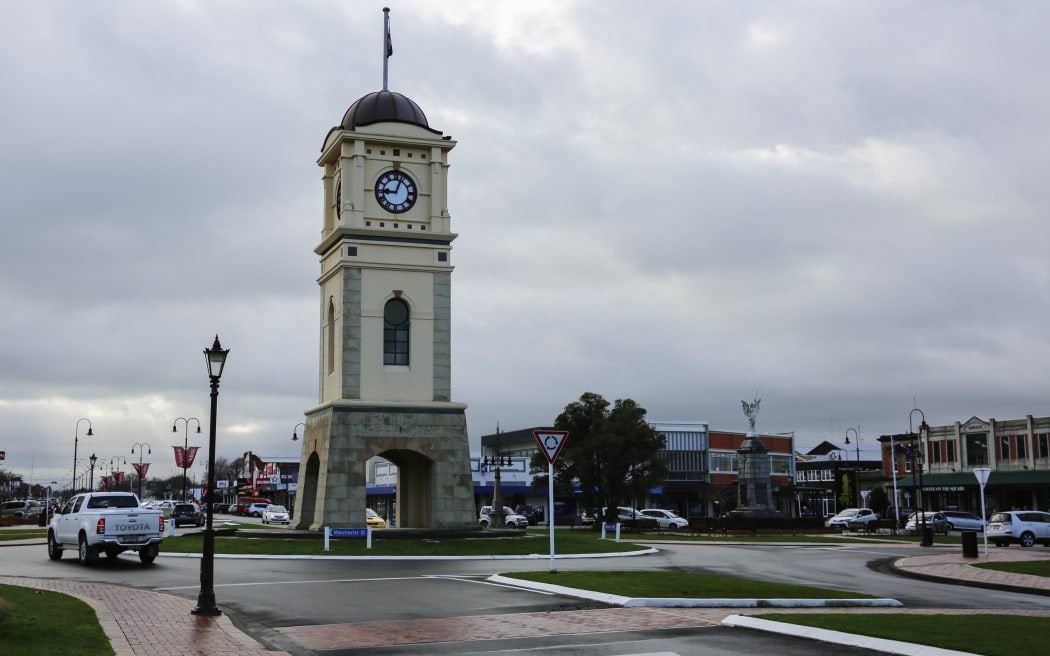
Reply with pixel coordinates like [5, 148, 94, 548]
[533, 430, 569, 464]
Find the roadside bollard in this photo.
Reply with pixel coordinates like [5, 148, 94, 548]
[961, 530, 978, 558]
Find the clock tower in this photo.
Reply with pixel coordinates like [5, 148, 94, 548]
[292, 89, 476, 530]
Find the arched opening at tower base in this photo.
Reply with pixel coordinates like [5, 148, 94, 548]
[381, 449, 431, 528]
[295, 453, 321, 531]
[292, 405, 477, 531]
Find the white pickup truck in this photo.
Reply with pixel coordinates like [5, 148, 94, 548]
[48, 491, 165, 565]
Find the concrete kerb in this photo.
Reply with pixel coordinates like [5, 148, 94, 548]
[722, 615, 981, 656]
[487, 574, 903, 608]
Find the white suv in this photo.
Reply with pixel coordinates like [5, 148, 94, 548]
[479, 506, 528, 529]
[987, 511, 1050, 548]
[639, 508, 689, 529]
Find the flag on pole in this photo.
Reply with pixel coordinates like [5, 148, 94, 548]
[386, 25, 393, 57]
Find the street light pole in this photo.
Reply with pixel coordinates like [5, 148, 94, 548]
[73, 418, 93, 495]
[909, 408, 931, 547]
[193, 335, 228, 617]
[172, 417, 201, 502]
[291, 422, 306, 441]
[131, 443, 152, 499]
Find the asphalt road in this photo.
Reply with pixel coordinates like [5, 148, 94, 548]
[6, 529, 1050, 655]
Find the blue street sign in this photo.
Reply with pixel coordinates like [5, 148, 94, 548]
[330, 528, 369, 538]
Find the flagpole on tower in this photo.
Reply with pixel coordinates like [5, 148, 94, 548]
[383, 7, 392, 91]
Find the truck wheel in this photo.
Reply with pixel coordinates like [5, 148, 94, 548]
[47, 531, 63, 560]
[139, 544, 158, 565]
[78, 534, 98, 564]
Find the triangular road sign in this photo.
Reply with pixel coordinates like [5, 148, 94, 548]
[534, 430, 569, 464]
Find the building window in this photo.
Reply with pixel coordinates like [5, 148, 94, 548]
[966, 433, 989, 466]
[931, 441, 943, 463]
[710, 452, 736, 472]
[383, 298, 410, 365]
[999, 435, 1011, 460]
[1039, 434, 1049, 459]
[946, 440, 957, 464]
[1017, 435, 1027, 460]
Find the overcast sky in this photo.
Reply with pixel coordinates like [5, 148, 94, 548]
[3, 1, 1049, 489]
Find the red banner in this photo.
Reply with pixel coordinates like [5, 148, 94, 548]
[113, 471, 125, 485]
[174, 446, 200, 468]
[132, 462, 150, 478]
[102, 475, 113, 490]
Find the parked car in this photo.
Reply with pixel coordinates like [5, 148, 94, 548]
[261, 505, 290, 525]
[884, 507, 915, 525]
[903, 511, 949, 535]
[170, 502, 203, 527]
[236, 497, 272, 516]
[987, 510, 1050, 547]
[825, 507, 878, 529]
[1, 500, 42, 517]
[479, 505, 528, 529]
[599, 507, 660, 530]
[246, 502, 270, 518]
[639, 508, 689, 529]
[366, 508, 387, 528]
[940, 510, 986, 532]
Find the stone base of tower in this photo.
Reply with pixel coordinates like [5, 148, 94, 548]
[292, 400, 476, 531]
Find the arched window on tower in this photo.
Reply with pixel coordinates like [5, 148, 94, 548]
[384, 297, 410, 365]
[327, 299, 336, 374]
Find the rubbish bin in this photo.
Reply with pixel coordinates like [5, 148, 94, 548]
[920, 527, 934, 547]
[961, 530, 978, 558]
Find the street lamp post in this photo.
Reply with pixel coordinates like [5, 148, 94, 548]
[73, 418, 93, 495]
[844, 427, 861, 507]
[88, 453, 98, 491]
[193, 335, 228, 617]
[909, 408, 931, 547]
[172, 417, 201, 502]
[109, 456, 127, 491]
[291, 422, 306, 441]
[131, 443, 152, 499]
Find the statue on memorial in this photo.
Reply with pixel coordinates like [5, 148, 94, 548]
[741, 396, 761, 432]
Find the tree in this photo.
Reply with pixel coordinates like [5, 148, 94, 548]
[839, 473, 852, 508]
[530, 391, 667, 524]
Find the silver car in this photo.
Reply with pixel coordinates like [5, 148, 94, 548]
[904, 511, 949, 535]
[940, 510, 986, 532]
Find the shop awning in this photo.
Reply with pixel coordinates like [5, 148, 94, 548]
[896, 470, 1050, 488]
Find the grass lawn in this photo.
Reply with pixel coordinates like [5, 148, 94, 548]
[755, 612, 1050, 656]
[160, 528, 648, 556]
[0, 529, 46, 542]
[0, 584, 113, 656]
[974, 559, 1050, 577]
[503, 570, 874, 599]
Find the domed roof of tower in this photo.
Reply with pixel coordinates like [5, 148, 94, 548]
[340, 90, 431, 130]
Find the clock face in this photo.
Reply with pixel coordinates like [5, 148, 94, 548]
[375, 171, 417, 213]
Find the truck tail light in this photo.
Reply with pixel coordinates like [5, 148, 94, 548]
[96, 518, 106, 535]
[159, 516, 165, 533]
